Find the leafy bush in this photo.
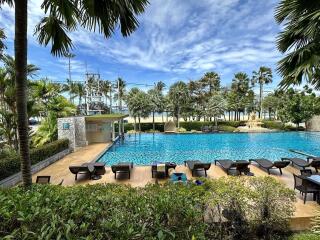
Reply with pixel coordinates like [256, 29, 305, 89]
[290, 233, 320, 240]
[218, 125, 236, 132]
[262, 120, 284, 130]
[122, 121, 245, 133]
[0, 177, 296, 239]
[0, 139, 69, 181]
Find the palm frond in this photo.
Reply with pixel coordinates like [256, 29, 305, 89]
[35, 16, 74, 57]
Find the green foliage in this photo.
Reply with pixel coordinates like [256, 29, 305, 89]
[311, 211, 320, 235]
[122, 121, 245, 133]
[262, 121, 284, 130]
[0, 177, 295, 239]
[290, 233, 320, 240]
[0, 139, 69, 181]
[275, 0, 320, 89]
[218, 125, 236, 132]
[277, 88, 319, 126]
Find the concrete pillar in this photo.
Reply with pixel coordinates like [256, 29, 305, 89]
[118, 120, 121, 137]
[122, 119, 125, 135]
[112, 122, 115, 141]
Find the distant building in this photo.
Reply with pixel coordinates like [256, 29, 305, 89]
[58, 114, 128, 150]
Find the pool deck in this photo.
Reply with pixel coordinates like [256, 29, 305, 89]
[32, 143, 320, 231]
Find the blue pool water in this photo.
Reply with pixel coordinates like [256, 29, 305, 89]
[98, 132, 320, 166]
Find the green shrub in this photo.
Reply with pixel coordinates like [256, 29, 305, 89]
[290, 233, 320, 240]
[122, 121, 244, 133]
[0, 139, 69, 181]
[0, 177, 296, 239]
[262, 120, 284, 130]
[218, 125, 236, 132]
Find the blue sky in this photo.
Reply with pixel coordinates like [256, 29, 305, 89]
[0, 0, 282, 91]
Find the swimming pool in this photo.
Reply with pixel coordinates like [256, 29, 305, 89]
[98, 132, 320, 166]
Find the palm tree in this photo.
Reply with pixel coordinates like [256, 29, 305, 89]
[200, 72, 221, 94]
[275, 0, 320, 89]
[114, 77, 126, 112]
[251, 67, 272, 118]
[206, 94, 226, 129]
[0, 28, 6, 59]
[168, 81, 189, 128]
[155, 81, 165, 92]
[0, 0, 149, 187]
[232, 72, 250, 120]
[101, 80, 112, 109]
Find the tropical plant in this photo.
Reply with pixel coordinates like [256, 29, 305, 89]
[277, 88, 319, 127]
[230, 72, 252, 120]
[32, 112, 58, 147]
[0, 28, 6, 58]
[114, 77, 126, 112]
[148, 87, 165, 131]
[262, 94, 281, 120]
[0, 0, 149, 186]
[126, 88, 151, 131]
[275, 0, 320, 89]
[252, 67, 273, 118]
[168, 81, 189, 128]
[206, 93, 226, 128]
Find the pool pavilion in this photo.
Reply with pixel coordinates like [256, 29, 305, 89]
[57, 114, 128, 150]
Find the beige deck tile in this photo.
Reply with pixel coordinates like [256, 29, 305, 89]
[31, 145, 320, 230]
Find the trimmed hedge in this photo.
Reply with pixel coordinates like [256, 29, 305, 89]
[0, 139, 69, 181]
[0, 177, 295, 239]
[121, 121, 245, 132]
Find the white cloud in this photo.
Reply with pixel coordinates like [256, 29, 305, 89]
[0, 0, 283, 84]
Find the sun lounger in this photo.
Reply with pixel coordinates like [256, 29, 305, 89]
[69, 162, 106, 180]
[215, 159, 251, 175]
[111, 162, 133, 179]
[249, 158, 290, 175]
[36, 176, 64, 185]
[282, 157, 320, 172]
[184, 160, 211, 177]
[69, 164, 95, 180]
[151, 162, 177, 178]
[306, 157, 320, 173]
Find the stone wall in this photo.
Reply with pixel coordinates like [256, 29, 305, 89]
[58, 117, 87, 150]
[306, 115, 320, 131]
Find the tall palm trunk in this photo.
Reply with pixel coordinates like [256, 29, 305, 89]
[138, 116, 141, 132]
[259, 83, 263, 118]
[152, 111, 155, 131]
[15, 0, 32, 187]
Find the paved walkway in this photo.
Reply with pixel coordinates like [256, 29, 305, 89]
[32, 144, 320, 231]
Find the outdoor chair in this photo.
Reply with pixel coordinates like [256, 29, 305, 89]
[300, 169, 313, 176]
[249, 158, 290, 175]
[36, 176, 64, 185]
[111, 162, 133, 179]
[151, 162, 177, 178]
[69, 164, 95, 180]
[215, 160, 251, 176]
[184, 160, 211, 177]
[282, 157, 320, 172]
[307, 156, 320, 173]
[36, 176, 51, 184]
[293, 174, 320, 204]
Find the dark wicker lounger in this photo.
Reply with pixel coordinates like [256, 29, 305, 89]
[184, 160, 211, 177]
[249, 158, 290, 175]
[281, 157, 320, 171]
[306, 157, 320, 173]
[69, 165, 94, 180]
[214, 159, 250, 175]
[111, 162, 133, 179]
[69, 162, 106, 180]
